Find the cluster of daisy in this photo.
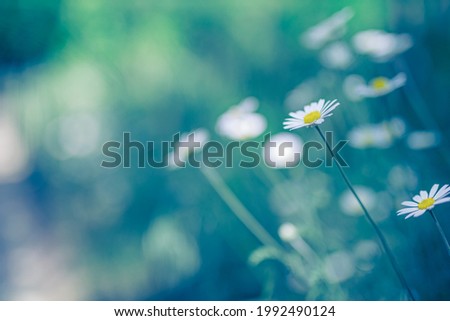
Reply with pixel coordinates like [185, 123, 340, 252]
[167, 6, 449, 299]
[283, 7, 450, 295]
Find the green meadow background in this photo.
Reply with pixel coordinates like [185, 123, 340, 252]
[0, 0, 449, 300]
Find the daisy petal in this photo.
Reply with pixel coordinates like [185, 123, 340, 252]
[405, 211, 420, 219]
[404, 209, 425, 219]
[283, 121, 303, 126]
[420, 190, 428, 199]
[397, 207, 419, 215]
[412, 195, 422, 203]
[429, 184, 439, 198]
[434, 197, 450, 205]
[317, 99, 325, 109]
[413, 210, 426, 218]
[435, 184, 450, 200]
[401, 201, 418, 207]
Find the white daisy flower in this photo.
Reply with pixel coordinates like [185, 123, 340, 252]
[407, 131, 440, 150]
[283, 99, 339, 130]
[397, 184, 450, 219]
[301, 7, 354, 50]
[263, 132, 303, 168]
[352, 29, 413, 62]
[324, 251, 355, 283]
[343, 74, 365, 101]
[216, 97, 267, 140]
[348, 118, 405, 149]
[319, 41, 354, 70]
[355, 73, 406, 98]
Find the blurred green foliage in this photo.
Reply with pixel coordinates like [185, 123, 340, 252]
[0, 0, 450, 300]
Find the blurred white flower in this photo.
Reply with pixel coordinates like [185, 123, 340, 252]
[352, 29, 413, 61]
[284, 79, 320, 111]
[167, 128, 209, 169]
[355, 73, 406, 98]
[319, 41, 354, 70]
[324, 251, 355, 283]
[353, 240, 380, 272]
[7, 242, 86, 300]
[407, 131, 440, 150]
[0, 112, 30, 183]
[283, 99, 340, 130]
[264, 133, 303, 168]
[216, 97, 267, 140]
[142, 217, 200, 294]
[45, 113, 101, 159]
[388, 165, 418, 190]
[389, 117, 407, 137]
[348, 118, 405, 149]
[339, 186, 376, 216]
[278, 223, 299, 242]
[301, 7, 354, 49]
[397, 184, 450, 219]
[353, 240, 380, 261]
[343, 74, 366, 101]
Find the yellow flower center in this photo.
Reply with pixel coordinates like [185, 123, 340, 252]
[371, 77, 389, 91]
[418, 198, 435, 210]
[304, 111, 321, 124]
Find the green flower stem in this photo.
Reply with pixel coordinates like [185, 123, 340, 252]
[200, 166, 284, 252]
[428, 209, 450, 257]
[315, 126, 415, 301]
[290, 237, 320, 265]
[258, 164, 328, 261]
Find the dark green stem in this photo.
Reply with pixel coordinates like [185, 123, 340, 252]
[315, 126, 415, 301]
[200, 167, 284, 252]
[428, 209, 450, 257]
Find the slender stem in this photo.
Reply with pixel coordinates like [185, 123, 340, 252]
[199, 166, 284, 252]
[315, 126, 415, 301]
[290, 237, 320, 265]
[428, 209, 450, 257]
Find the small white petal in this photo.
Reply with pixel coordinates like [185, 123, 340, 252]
[429, 184, 439, 198]
[405, 209, 425, 219]
[434, 184, 450, 200]
[405, 211, 420, 219]
[317, 99, 325, 109]
[321, 109, 334, 117]
[397, 207, 419, 215]
[284, 120, 303, 125]
[412, 195, 422, 203]
[391, 73, 406, 88]
[401, 201, 418, 207]
[434, 197, 450, 205]
[420, 190, 428, 199]
[413, 210, 426, 218]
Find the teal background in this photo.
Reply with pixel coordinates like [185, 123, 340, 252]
[0, 0, 449, 300]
